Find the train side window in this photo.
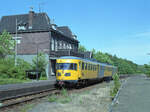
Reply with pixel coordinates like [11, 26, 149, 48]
[89, 64, 91, 70]
[87, 64, 88, 70]
[109, 67, 112, 71]
[79, 62, 81, 70]
[82, 62, 84, 70]
[85, 63, 87, 70]
[74, 64, 77, 70]
[102, 66, 105, 70]
[93, 65, 95, 71]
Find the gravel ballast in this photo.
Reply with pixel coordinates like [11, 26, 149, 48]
[28, 82, 112, 112]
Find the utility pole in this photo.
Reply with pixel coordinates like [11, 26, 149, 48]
[15, 18, 18, 66]
[36, 43, 39, 80]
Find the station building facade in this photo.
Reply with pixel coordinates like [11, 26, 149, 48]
[0, 10, 82, 79]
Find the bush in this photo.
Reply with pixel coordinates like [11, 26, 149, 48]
[0, 78, 30, 85]
[32, 53, 48, 77]
[110, 74, 121, 98]
[0, 57, 31, 79]
[143, 64, 150, 77]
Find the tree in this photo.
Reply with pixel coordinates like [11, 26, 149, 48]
[32, 53, 48, 76]
[78, 45, 87, 52]
[0, 31, 15, 58]
[93, 51, 113, 64]
[78, 44, 139, 74]
[143, 64, 150, 77]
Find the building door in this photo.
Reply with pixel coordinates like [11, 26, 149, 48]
[50, 59, 56, 76]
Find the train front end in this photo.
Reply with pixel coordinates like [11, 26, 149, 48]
[56, 58, 79, 87]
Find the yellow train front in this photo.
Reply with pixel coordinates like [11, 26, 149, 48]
[56, 56, 117, 87]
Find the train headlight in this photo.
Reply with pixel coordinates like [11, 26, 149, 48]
[65, 73, 71, 76]
[57, 72, 61, 76]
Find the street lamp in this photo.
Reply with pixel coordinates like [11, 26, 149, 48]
[15, 18, 18, 66]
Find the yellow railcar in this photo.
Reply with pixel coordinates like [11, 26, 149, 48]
[56, 56, 117, 87]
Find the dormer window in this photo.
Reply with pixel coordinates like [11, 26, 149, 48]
[52, 25, 57, 30]
[29, 26, 32, 29]
[18, 26, 26, 30]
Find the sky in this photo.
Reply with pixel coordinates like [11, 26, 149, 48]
[0, 0, 150, 65]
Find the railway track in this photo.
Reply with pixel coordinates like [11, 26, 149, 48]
[0, 88, 58, 109]
[0, 75, 129, 110]
[0, 80, 56, 109]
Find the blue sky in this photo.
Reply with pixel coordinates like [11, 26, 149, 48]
[0, 0, 150, 65]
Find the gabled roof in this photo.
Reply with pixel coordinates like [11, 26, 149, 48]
[0, 12, 51, 33]
[0, 11, 79, 42]
[57, 26, 74, 38]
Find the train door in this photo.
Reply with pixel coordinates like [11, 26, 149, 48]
[99, 65, 105, 77]
[98, 64, 100, 77]
[78, 61, 82, 79]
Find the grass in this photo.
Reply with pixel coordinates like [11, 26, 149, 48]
[110, 74, 121, 99]
[39, 76, 47, 80]
[20, 104, 35, 112]
[48, 88, 72, 104]
[0, 78, 31, 85]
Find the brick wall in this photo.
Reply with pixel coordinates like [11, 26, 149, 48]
[12, 32, 51, 55]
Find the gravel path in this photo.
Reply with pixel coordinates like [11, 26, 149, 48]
[27, 82, 112, 112]
[111, 75, 150, 112]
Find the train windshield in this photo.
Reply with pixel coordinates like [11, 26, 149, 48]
[56, 63, 77, 70]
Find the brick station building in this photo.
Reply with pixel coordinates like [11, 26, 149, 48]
[0, 10, 84, 79]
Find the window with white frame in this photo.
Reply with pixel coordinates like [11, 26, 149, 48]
[55, 39, 58, 51]
[51, 37, 54, 51]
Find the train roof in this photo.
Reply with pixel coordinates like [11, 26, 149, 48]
[58, 56, 116, 68]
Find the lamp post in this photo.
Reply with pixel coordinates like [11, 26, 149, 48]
[36, 43, 39, 80]
[15, 18, 18, 66]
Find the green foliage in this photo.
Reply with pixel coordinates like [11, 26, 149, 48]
[92, 50, 113, 64]
[143, 64, 150, 77]
[39, 76, 47, 80]
[32, 53, 48, 76]
[0, 31, 15, 58]
[79, 44, 139, 74]
[0, 78, 30, 85]
[0, 57, 31, 79]
[78, 44, 87, 52]
[61, 88, 68, 97]
[136, 65, 146, 73]
[48, 95, 57, 102]
[110, 74, 121, 98]
[48, 88, 72, 104]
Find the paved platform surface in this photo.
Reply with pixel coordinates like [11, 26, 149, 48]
[112, 75, 150, 112]
[0, 76, 56, 91]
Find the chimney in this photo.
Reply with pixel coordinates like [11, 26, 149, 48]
[29, 7, 34, 29]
